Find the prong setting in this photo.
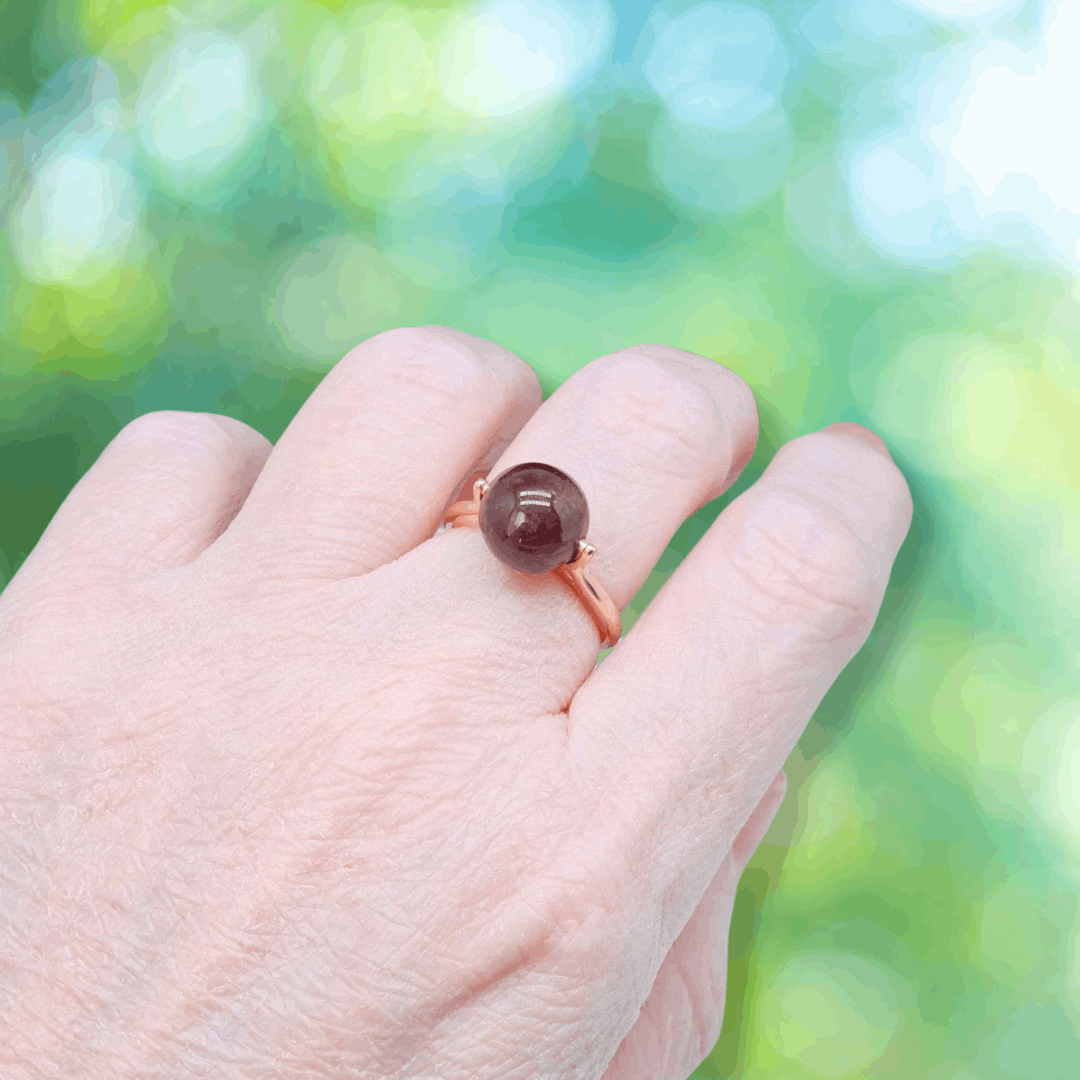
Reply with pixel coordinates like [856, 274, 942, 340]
[565, 540, 595, 567]
[441, 461, 620, 647]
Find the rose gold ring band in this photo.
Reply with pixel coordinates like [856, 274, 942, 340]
[443, 481, 622, 649]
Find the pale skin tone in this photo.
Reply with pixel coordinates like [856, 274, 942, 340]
[0, 327, 913, 1078]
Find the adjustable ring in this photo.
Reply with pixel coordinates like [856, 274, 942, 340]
[442, 462, 622, 649]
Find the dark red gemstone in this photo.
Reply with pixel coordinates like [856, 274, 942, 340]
[478, 462, 589, 574]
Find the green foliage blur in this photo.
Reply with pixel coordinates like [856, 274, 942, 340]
[2, 1, 1078, 1076]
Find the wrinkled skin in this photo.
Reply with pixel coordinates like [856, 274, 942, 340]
[0, 328, 912, 1078]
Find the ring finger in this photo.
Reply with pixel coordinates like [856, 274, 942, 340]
[413, 342, 760, 690]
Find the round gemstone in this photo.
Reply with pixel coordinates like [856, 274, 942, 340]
[478, 462, 589, 574]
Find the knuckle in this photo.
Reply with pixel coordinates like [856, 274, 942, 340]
[122, 409, 213, 437]
[114, 412, 269, 471]
[618, 343, 755, 408]
[204, 412, 271, 453]
[343, 325, 511, 403]
[121, 410, 247, 449]
[777, 428, 915, 549]
[731, 490, 879, 639]
[601, 353, 727, 475]
[363, 323, 454, 354]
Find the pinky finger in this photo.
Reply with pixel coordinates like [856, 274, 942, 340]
[601, 770, 788, 1080]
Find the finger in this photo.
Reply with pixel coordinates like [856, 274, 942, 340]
[5, 411, 271, 596]
[565, 423, 911, 965]
[601, 771, 787, 1080]
[208, 326, 542, 581]
[474, 345, 758, 613]
[417, 345, 758, 698]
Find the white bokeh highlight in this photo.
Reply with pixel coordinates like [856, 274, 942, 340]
[848, 132, 953, 258]
[643, 3, 793, 215]
[946, 8, 1080, 260]
[10, 59, 142, 285]
[136, 32, 270, 191]
[899, 0, 1027, 22]
[847, 1, 1080, 271]
[644, 3, 790, 131]
[13, 154, 140, 283]
[439, 0, 614, 118]
[1026, 696, 1080, 877]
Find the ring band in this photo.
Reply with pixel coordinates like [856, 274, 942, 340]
[443, 462, 622, 649]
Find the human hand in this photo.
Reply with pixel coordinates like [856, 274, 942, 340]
[0, 327, 912, 1078]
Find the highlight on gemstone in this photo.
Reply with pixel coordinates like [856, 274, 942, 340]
[478, 462, 589, 574]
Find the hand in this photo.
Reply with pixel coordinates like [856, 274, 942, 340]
[0, 327, 912, 1079]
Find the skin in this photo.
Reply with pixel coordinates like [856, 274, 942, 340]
[0, 327, 913, 1078]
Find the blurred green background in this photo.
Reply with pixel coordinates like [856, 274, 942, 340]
[1, 0, 1077, 1075]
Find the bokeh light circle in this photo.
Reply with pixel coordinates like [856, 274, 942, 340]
[265, 236, 405, 366]
[643, 4, 793, 214]
[438, 0, 614, 119]
[11, 152, 140, 285]
[643, 3, 790, 131]
[136, 31, 270, 193]
[759, 950, 906, 1075]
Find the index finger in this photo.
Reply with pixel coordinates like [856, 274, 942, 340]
[563, 423, 913, 919]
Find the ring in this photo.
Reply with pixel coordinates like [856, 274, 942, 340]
[442, 462, 622, 649]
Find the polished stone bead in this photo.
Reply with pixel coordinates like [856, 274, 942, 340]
[478, 462, 589, 574]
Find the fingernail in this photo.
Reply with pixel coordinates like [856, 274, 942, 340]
[822, 422, 894, 461]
